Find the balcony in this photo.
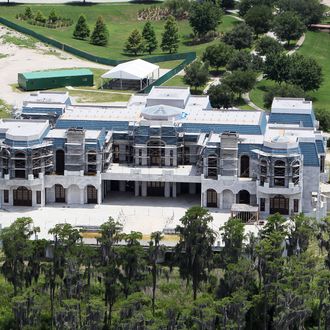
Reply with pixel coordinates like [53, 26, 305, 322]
[257, 181, 302, 195]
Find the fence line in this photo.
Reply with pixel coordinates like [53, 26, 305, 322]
[0, 17, 196, 92]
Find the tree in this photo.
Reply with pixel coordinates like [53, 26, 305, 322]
[226, 49, 253, 72]
[264, 53, 292, 84]
[175, 206, 215, 300]
[183, 59, 209, 91]
[0, 217, 38, 295]
[90, 16, 109, 46]
[221, 0, 235, 9]
[245, 5, 273, 37]
[223, 23, 254, 50]
[161, 15, 180, 53]
[97, 217, 123, 328]
[148, 231, 164, 316]
[278, 0, 324, 26]
[73, 14, 90, 40]
[220, 217, 245, 267]
[142, 21, 158, 55]
[263, 83, 305, 108]
[289, 54, 323, 91]
[202, 42, 233, 71]
[48, 9, 58, 23]
[273, 11, 305, 46]
[34, 10, 46, 24]
[223, 70, 257, 97]
[208, 84, 235, 109]
[124, 29, 144, 56]
[24, 7, 34, 20]
[255, 35, 284, 56]
[315, 108, 330, 132]
[120, 231, 146, 298]
[188, 1, 223, 38]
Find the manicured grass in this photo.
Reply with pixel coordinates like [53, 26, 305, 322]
[298, 31, 330, 111]
[0, 4, 237, 60]
[249, 79, 276, 110]
[163, 74, 187, 87]
[249, 31, 330, 111]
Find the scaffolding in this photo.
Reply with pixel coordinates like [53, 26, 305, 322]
[220, 132, 238, 177]
[65, 128, 85, 172]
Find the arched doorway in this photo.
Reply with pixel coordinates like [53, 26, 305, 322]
[238, 190, 250, 204]
[87, 185, 97, 204]
[56, 150, 65, 175]
[55, 184, 65, 203]
[240, 155, 250, 178]
[147, 140, 165, 166]
[270, 195, 289, 215]
[13, 186, 32, 206]
[222, 189, 234, 209]
[206, 189, 217, 207]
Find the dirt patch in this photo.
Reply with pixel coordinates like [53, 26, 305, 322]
[0, 25, 111, 106]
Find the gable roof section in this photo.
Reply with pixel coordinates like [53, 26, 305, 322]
[268, 113, 314, 128]
[299, 142, 319, 166]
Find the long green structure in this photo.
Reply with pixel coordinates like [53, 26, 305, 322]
[18, 69, 94, 91]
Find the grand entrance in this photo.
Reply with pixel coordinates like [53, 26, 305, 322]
[55, 184, 65, 203]
[147, 182, 164, 196]
[206, 189, 217, 207]
[270, 195, 289, 215]
[147, 140, 165, 166]
[87, 185, 97, 204]
[13, 186, 32, 206]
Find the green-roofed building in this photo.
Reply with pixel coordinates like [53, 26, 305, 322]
[18, 68, 94, 91]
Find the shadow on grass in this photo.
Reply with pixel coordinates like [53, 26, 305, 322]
[0, 2, 19, 6]
[66, 1, 98, 6]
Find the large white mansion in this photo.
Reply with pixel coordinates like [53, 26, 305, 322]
[0, 87, 327, 219]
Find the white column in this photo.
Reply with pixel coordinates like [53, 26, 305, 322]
[172, 182, 177, 198]
[135, 181, 140, 197]
[97, 187, 102, 205]
[9, 188, 13, 206]
[141, 182, 147, 197]
[217, 193, 221, 209]
[32, 189, 37, 207]
[80, 188, 84, 205]
[164, 182, 170, 198]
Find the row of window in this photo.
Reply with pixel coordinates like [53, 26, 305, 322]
[259, 196, 299, 214]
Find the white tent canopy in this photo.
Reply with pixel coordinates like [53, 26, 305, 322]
[101, 59, 160, 81]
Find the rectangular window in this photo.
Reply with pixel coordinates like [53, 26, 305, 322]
[4, 190, 9, 203]
[36, 191, 41, 204]
[260, 198, 265, 212]
[294, 199, 299, 213]
[320, 155, 325, 173]
[274, 178, 285, 187]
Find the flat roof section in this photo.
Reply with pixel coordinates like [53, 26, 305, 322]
[24, 91, 69, 104]
[271, 97, 313, 114]
[0, 119, 50, 141]
[21, 69, 93, 80]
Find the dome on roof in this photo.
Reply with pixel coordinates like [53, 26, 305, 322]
[141, 104, 182, 120]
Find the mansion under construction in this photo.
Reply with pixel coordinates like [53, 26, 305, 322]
[0, 87, 327, 219]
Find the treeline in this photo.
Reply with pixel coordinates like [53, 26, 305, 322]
[0, 207, 329, 329]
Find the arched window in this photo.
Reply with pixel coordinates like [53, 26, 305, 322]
[207, 154, 218, 178]
[274, 160, 286, 187]
[240, 155, 250, 178]
[292, 160, 300, 185]
[55, 184, 65, 203]
[206, 189, 217, 207]
[238, 190, 250, 204]
[87, 185, 97, 204]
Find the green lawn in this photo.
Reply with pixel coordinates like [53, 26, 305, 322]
[0, 4, 237, 61]
[69, 90, 131, 103]
[298, 31, 330, 111]
[249, 31, 330, 111]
